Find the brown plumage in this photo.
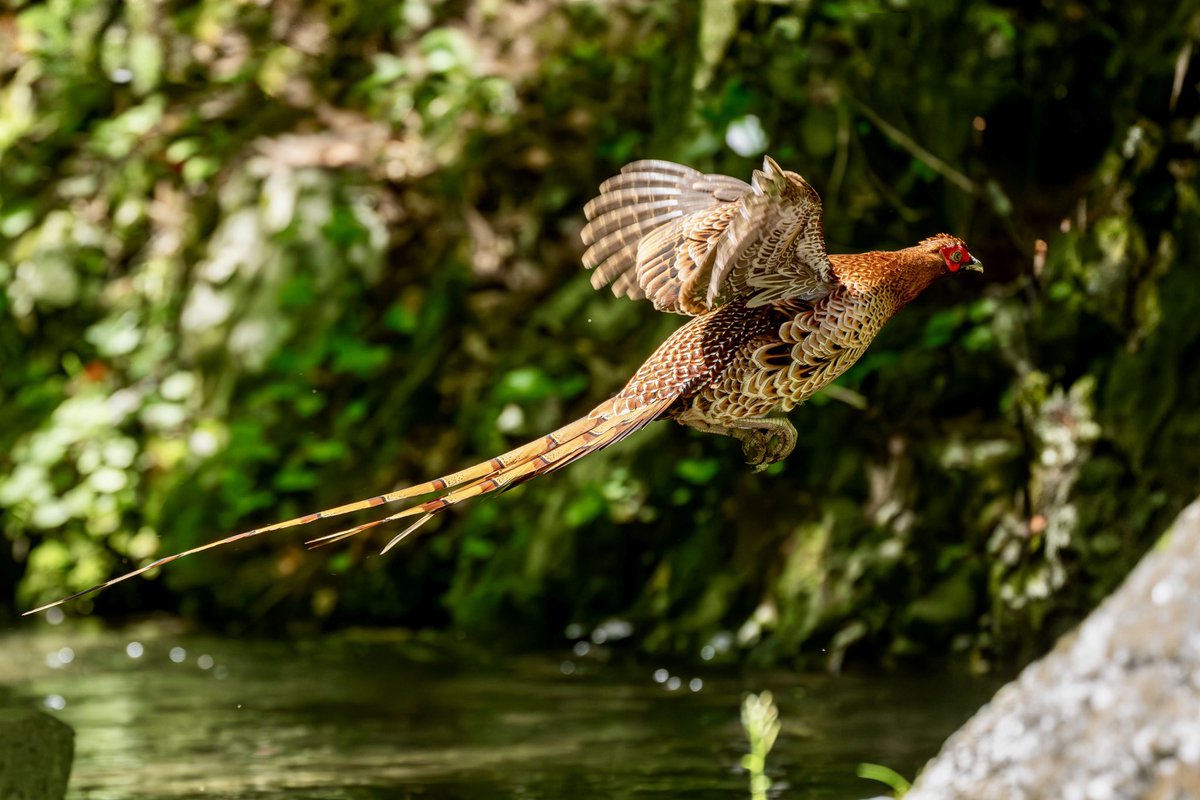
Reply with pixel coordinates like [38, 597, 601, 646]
[26, 156, 981, 615]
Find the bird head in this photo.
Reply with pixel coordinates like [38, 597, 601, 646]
[827, 233, 982, 304]
[865, 234, 982, 306]
[920, 233, 983, 275]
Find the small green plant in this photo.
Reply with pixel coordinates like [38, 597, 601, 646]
[857, 762, 912, 797]
[741, 691, 781, 800]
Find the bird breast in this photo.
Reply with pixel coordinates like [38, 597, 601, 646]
[721, 288, 898, 417]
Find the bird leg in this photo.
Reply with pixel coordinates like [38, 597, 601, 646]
[675, 409, 797, 470]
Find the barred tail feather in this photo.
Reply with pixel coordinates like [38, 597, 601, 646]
[305, 397, 674, 553]
[23, 397, 667, 616]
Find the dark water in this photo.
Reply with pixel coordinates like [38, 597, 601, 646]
[0, 623, 999, 799]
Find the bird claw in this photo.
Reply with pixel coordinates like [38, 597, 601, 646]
[742, 434, 770, 466]
[741, 424, 796, 470]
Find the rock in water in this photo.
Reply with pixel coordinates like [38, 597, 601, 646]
[907, 499, 1200, 799]
[0, 707, 74, 800]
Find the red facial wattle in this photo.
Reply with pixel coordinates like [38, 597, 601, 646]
[942, 245, 970, 272]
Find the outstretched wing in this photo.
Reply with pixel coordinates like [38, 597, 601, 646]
[581, 156, 836, 315]
[581, 160, 748, 314]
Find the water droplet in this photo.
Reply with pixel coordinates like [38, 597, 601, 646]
[46, 608, 64, 626]
[44, 694, 66, 710]
[653, 668, 669, 684]
[560, 660, 576, 675]
[689, 678, 703, 692]
[169, 647, 187, 664]
[665, 676, 682, 691]
[45, 648, 74, 669]
[572, 641, 591, 657]
[125, 642, 144, 659]
[700, 645, 715, 661]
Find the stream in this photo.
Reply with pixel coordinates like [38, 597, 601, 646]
[0, 622, 1000, 799]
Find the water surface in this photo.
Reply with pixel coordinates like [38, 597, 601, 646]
[0, 623, 999, 799]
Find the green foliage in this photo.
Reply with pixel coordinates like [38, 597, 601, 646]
[857, 762, 911, 797]
[2, 0, 1199, 672]
[741, 690, 781, 800]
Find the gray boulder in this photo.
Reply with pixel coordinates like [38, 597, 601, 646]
[0, 706, 74, 800]
[906, 499, 1200, 800]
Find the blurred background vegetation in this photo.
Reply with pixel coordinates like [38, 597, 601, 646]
[1, 0, 1197, 670]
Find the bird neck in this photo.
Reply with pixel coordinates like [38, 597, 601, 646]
[829, 249, 942, 308]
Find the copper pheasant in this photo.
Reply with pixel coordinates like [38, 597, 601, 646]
[27, 156, 980, 614]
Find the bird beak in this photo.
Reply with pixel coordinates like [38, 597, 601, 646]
[963, 256, 983, 273]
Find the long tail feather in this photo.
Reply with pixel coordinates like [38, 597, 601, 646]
[305, 399, 672, 552]
[23, 397, 668, 616]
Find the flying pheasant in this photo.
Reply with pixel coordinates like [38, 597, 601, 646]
[26, 156, 980, 614]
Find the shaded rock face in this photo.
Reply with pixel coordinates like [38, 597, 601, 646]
[906, 500, 1200, 800]
[0, 707, 74, 800]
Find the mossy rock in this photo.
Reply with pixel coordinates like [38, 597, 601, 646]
[0, 707, 74, 800]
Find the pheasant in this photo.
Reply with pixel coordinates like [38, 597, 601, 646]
[26, 156, 980, 615]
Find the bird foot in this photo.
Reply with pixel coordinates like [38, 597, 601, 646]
[740, 422, 796, 471]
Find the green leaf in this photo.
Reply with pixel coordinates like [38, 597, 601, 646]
[675, 457, 720, 485]
[564, 491, 605, 527]
[305, 440, 348, 463]
[857, 763, 911, 796]
[922, 308, 965, 348]
[385, 303, 418, 334]
[331, 342, 390, 376]
[908, 569, 976, 627]
[273, 465, 319, 492]
[495, 367, 554, 402]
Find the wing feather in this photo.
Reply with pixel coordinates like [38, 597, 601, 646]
[581, 156, 835, 314]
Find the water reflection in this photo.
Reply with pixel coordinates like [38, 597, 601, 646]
[0, 624, 1000, 799]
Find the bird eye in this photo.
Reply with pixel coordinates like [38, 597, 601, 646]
[951, 250, 962, 263]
